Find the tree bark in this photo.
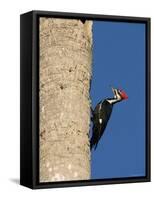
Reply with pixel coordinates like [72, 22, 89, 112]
[39, 17, 93, 182]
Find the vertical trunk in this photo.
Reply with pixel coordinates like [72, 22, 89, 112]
[39, 17, 93, 182]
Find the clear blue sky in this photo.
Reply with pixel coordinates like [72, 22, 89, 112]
[91, 21, 146, 179]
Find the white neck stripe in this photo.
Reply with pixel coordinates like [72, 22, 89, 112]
[106, 99, 119, 104]
[106, 97, 121, 104]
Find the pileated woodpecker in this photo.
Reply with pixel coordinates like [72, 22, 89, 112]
[90, 87, 128, 150]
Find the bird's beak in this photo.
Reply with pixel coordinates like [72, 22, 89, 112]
[111, 87, 116, 95]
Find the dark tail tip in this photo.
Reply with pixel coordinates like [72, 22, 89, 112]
[90, 141, 98, 151]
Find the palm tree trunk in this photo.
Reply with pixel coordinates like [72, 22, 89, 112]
[39, 17, 93, 182]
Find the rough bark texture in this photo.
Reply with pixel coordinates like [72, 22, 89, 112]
[39, 17, 93, 182]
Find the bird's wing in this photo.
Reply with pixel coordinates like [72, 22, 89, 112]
[93, 101, 102, 115]
[90, 101, 113, 150]
[98, 102, 113, 139]
[90, 103, 104, 149]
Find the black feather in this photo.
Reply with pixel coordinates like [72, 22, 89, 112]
[90, 100, 113, 150]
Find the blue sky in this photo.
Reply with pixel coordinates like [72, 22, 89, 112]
[91, 21, 146, 179]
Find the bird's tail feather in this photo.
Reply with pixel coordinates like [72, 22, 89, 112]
[90, 141, 93, 150]
[90, 127, 99, 150]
